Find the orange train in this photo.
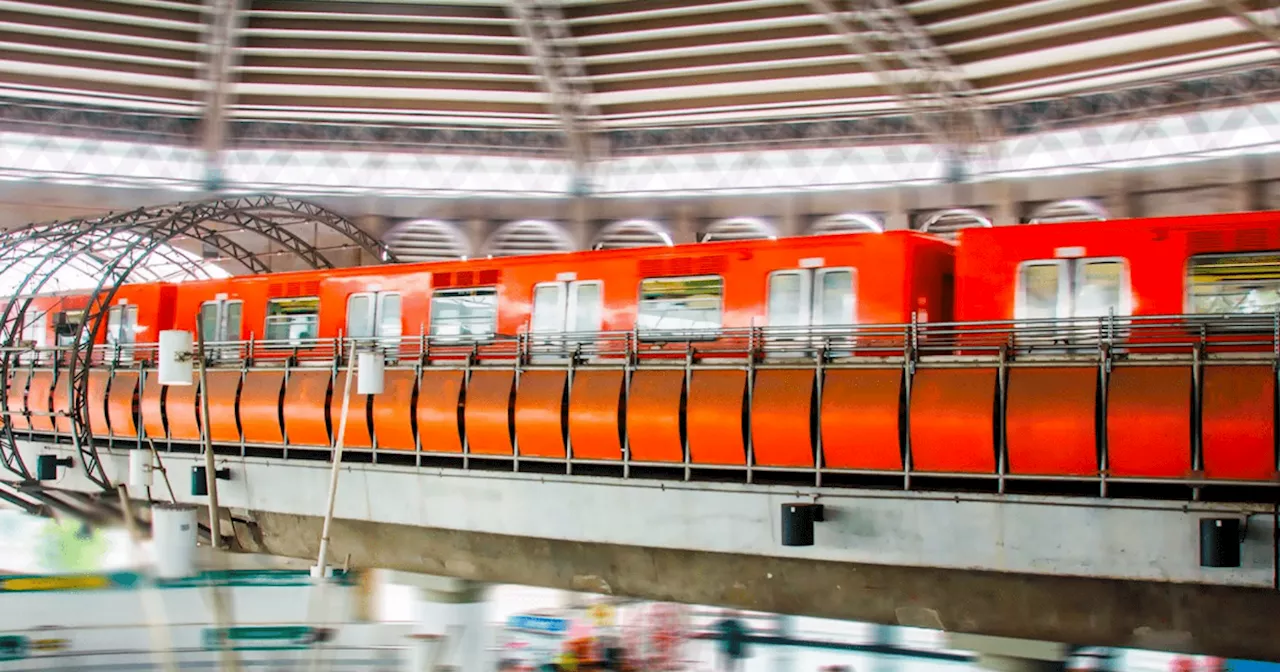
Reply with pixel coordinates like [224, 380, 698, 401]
[6, 210, 1280, 490]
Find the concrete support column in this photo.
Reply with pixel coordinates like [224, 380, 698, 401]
[1225, 156, 1258, 212]
[778, 194, 805, 237]
[671, 203, 699, 243]
[990, 180, 1021, 225]
[950, 634, 1067, 672]
[884, 187, 912, 231]
[463, 218, 499, 258]
[771, 615, 794, 672]
[566, 197, 594, 251]
[413, 577, 490, 672]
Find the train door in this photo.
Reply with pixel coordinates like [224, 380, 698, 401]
[106, 303, 139, 364]
[346, 291, 402, 360]
[766, 267, 855, 353]
[198, 295, 243, 362]
[1015, 257, 1129, 343]
[530, 280, 604, 351]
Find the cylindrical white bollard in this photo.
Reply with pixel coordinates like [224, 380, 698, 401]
[151, 503, 198, 578]
[157, 330, 194, 386]
[357, 350, 385, 395]
[128, 449, 152, 488]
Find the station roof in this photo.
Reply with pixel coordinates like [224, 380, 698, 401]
[0, 0, 1276, 155]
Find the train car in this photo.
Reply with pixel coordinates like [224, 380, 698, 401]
[954, 210, 1280, 322]
[953, 210, 1280, 484]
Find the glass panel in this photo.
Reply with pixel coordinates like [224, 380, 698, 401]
[378, 293, 402, 339]
[637, 276, 723, 338]
[531, 284, 565, 333]
[430, 287, 498, 339]
[106, 307, 121, 346]
[816, 270, 855, 326]
[265, 297, 319, 345]
[1189, 253, 1280, 314]
[346, 294, 373, 340]
[1019, 264, 1063, 320]
[199, 303, 219, 343]
[767, 272, 807, 328]
[570, 282, 602, 333]
[1075, 261, 1125, 318]
[223, 301, 242, 341]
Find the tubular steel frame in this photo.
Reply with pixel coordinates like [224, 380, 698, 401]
[0, 194, 395, 487]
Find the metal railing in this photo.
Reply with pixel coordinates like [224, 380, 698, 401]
[5, 312, 1280, 499]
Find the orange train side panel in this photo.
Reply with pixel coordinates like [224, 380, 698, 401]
[820, 369, 901, 470]
[465, 370, 515, 456]
[165, 382, 201, 442]
[1107, 366, 1191, 479]
[626, 370, 685, 463]
[283, 370, 331, 447]
[107, 371, 139, 438]
[140, 373, 165, 439]
[51, 376, 72, 434]
[27, 371, 54, 433]
[239, 370, 284, 444]
[514, 370, 567, 458]
[7, 370, 29, 431]
[417, 370, 463, 453]
[568, 370, 623, 461]
[1202, 365, 1276, 481]
[204, 370, 242, 444]
[909, 369, 996, 473]
[373, 369, 417, 451]
[87, 371, 111, 436]
[751, 370, 814, 468]
[1006, 368, 1098, 476]
[329, 372, 372, 449]
[687, 370, 747, 466]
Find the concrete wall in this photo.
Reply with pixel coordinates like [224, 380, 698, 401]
[11, 442, 1276, 589]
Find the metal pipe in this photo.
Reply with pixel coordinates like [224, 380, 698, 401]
[315, 349, 357, 577]
[195, 324, 220, 550]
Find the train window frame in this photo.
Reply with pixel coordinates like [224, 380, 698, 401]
[814, 267, 857, 326]
[346, 291, 403, 349]
[430, 286, 499, 342]
[1015, 257, 1132, 322]
[1186, 251, 1280, 315]
[530, 282, 566, 334]
[264, 296, 320, 348]
[1072, 257, 1132, 319]
[567, 280, 603, 334]
[1015, 260, 1070, 321]
[106, 303, 139, 362]
[636, 274, 724, 341]
[766, 270, 812, 329]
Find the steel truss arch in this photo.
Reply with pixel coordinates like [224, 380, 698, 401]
[0, 195, 395, 486]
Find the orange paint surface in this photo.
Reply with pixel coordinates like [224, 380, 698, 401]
[204, 370, 242, 444]
[515, 370, 567, 458]
[687, 370, 747, 466]
[820, 369, 901, 470]
[417, 370, 463, 454]
[751, 369, 814, 468]
[568, 370, 624, 461]
[239, 370, 284, 444]
[140, 372, 165, 439]
[283, 370, 332, 447]
[1202, 365, 1276, 481]
[465, 370, 515, 455]
[1006, 368, 1098, 476]
[51, 375, 72, 434]
[165, 381, 201, 442]
[6, 370, 29, 431]
[27, 371, 54, 433]
[1107, 366, 1191, 479]
[107, 371, 139, 438]
[373, 369, 417, 451]
[626, 370, 685, 463]
[909, 368, 996, 473]
[330, 372, 372, 449]
[87, 371, 111, 436]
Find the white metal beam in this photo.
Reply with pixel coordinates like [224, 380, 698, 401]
[201, 0, 245, 191]
[1204, 0, 1280, 51]
[506, 0, 604, 182]
[805, 0, 997, 151]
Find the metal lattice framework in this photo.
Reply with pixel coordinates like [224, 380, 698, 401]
[0, 195, 394, 487]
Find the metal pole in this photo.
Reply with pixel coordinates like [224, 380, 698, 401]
[194, 324, 220, 550]
[116, 484, 179, 672]
[315, 350, 357, 576]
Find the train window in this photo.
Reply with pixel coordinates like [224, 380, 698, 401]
[379, 293, 402, 345]
[1016, 258, 1130, 321]
[531, 283, 566, 334]
[106, 304, 138, 363]
[347, 291, 402, 350]
[17, 312, 47, 363]
[638, 275, 723, 339]
[200, 299, 242, 360]
[347, 294, 373, 340]
[264, 297, 319, 346]
[430, 287, 498, 340]
[767, 271, 811, 328]
[815, 268, 856, 326]
[531, 280, 604, 335]
[1074, 260, 1127, 318]
[1188, 252, 1280, 314]
[568, 281, 603, 333]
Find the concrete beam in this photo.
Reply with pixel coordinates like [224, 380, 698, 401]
[235, 510, 1280, 662]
